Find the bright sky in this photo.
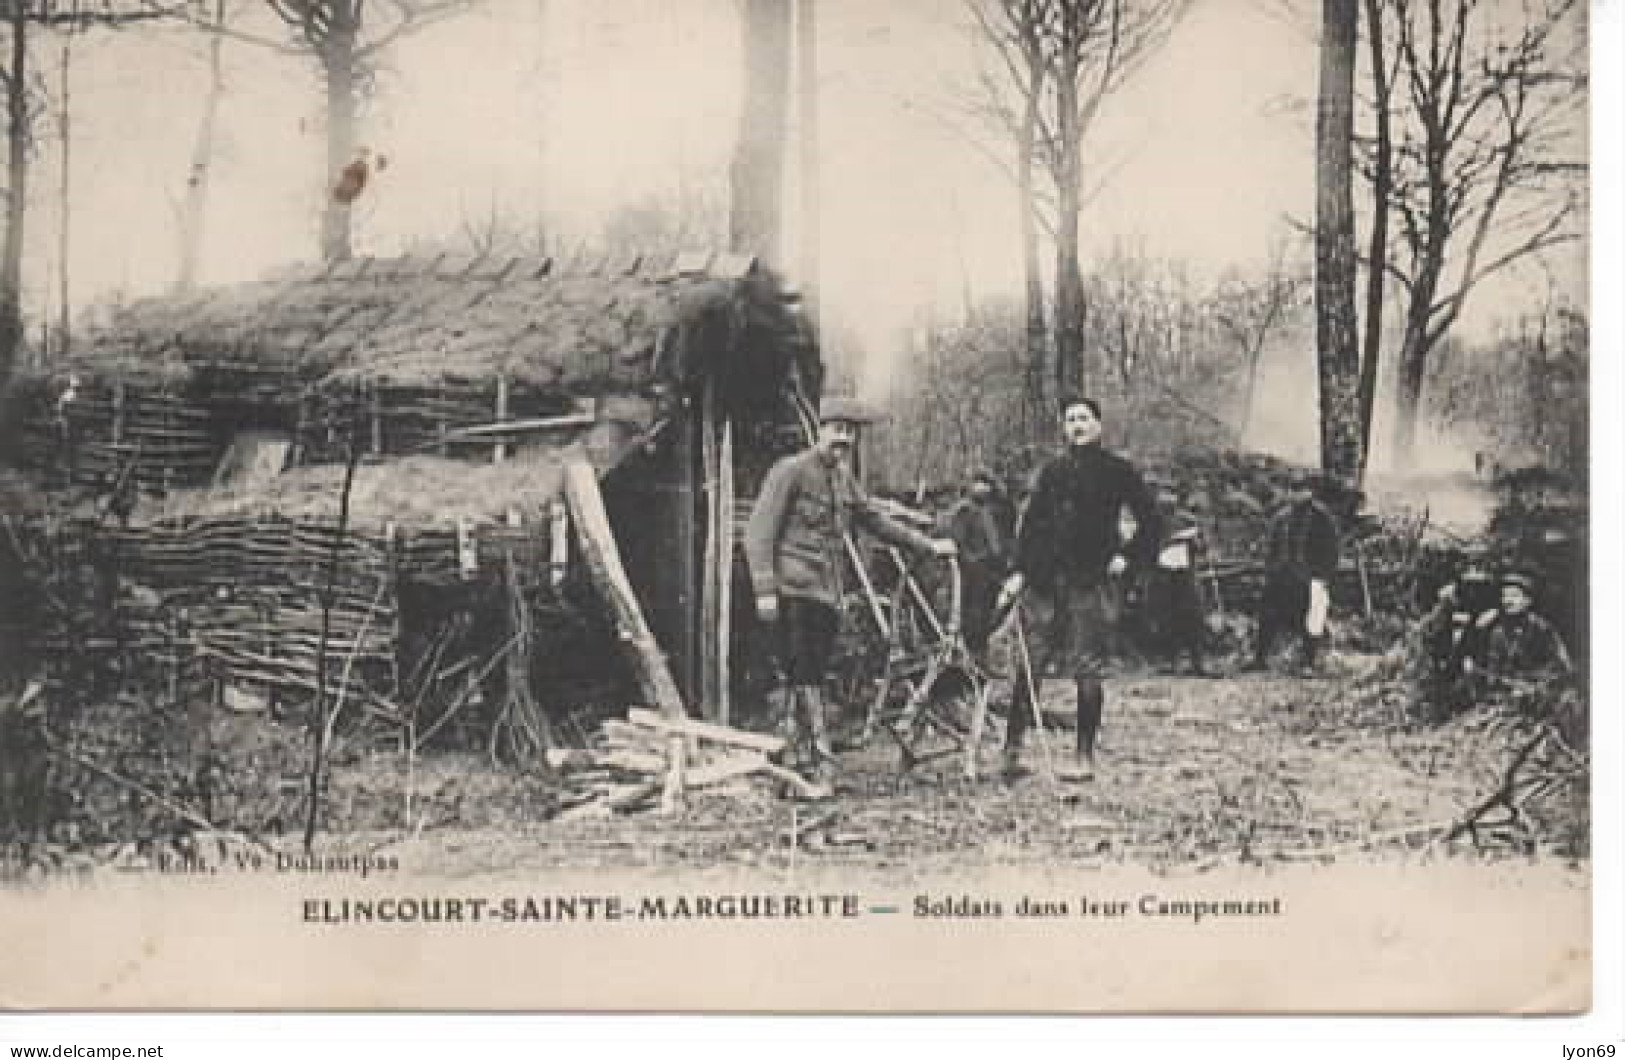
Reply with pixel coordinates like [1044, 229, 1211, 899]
[26, 0, 1584, 381]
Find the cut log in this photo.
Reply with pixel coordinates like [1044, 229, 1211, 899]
[760, 762, 827, 800]
[602, 779, 662, 813]
[626, 707, 785, 755]
[600, 719, 668, 749]
[686, 752, 770, 788]
[563, 457, 687, 718]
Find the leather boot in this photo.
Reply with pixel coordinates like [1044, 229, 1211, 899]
[771, 686, 803, 770]
[798, 685, 837, 798]
[1057, 678, 1103, 781]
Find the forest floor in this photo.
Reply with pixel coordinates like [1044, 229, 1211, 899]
[305, 650, 1573, 879]
[6, 648, 1584, 883]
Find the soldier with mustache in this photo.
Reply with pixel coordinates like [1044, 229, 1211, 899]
[745, 397, 957, 798]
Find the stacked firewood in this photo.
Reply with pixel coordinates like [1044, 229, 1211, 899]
[548, 709, 813, 817]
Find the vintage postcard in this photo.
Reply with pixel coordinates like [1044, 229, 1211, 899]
[0, 0, 1593, 1012]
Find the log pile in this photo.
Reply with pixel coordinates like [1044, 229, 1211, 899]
[547, 708, 813, 817]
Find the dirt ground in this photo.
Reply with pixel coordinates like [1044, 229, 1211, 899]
[308, 651, 1565, 879]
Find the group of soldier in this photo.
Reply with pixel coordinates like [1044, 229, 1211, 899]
[743, 394, 1574, 799]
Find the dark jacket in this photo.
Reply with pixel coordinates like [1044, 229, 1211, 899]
[1264, 497, 1340, 582]
[944, 496, 1011, 575]
[745, 447, 937, 609]
[1485, 611, 1572, 678]
[1015, 444, 1159, 592]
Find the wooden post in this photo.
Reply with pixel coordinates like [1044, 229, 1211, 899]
[369, 384, 383, 457]
[564, 456, 688, 812]
[700, 377, 720, 720]
[549, 499, 569, 588]
[563, 457, 686, 717]
[494, 376, 510, 464]
[717, 418, 734, 726]
[111, 381, 126, 447]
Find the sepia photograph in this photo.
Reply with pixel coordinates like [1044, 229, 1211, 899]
[0, 0, 1598, 1014]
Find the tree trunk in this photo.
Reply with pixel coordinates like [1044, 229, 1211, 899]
[1239, 337, 1265, 443]
[795, 0, 819, 328]
[320, 16, 361, 264]
[1313, 0, 1362, 481]
[1017, 49, 1047, 430]
[177, 0, 227, 291]
[1051, 17, 1085, 401]
[1354, 0, 1391, 483]
[56, 33, 71, 357]
[1390, 280, 1436, 463]
[1, 3, 29, 386]
[729, 0, 792, 266]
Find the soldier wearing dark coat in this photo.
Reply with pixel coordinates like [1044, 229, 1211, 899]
[942, 469, 1013, 656]
[1481, 571, 1573, 685]
[997, 397, 1159, 781]
[1247, 470, 1340, 672]
[1413, 553, 1498, 719]
[1145, 489, 1209, 676]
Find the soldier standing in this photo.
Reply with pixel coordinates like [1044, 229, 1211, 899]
[1246, 470, 1340, 673]
[745, 398, 957, 797]
[995, 396, 1159, 782]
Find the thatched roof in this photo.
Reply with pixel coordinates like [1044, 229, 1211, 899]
[137, 419, 647, 530]
[56, 250, 815, 398]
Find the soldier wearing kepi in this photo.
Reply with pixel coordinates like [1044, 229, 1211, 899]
[745, 397, 957, 797]
[996, 396, 1159, 782]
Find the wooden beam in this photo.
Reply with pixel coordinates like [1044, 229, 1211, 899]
[563, 457, 687, 719]
[700, 377, 721, 721]
[493, 376, 510, 463]
[717, 417, 734, 726]
[447, 411, 597, 440]
[626, 707, 784, 755]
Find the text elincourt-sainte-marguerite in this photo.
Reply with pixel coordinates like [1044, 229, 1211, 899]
[913, 894, 1285, 924]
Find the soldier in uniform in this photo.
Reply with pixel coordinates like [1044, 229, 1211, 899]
[1413, 551, 1498, 719]
[745, 398, 957, 797]
[995, 396, 1159, 782]
[1146, 487, 1209, 676]
[1481, 571, 1573, 686]
[1246, 470, 1340, 673]
[942, 469, 1013, 657]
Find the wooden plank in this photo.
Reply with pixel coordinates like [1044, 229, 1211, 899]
[700, 377, 720, 721]
[493, 375, 509, 464]
[562, 457, 687, 718]
[718, 417, 734, 726]
[445, 411, 596, 439]
[625, 707, 784, 755]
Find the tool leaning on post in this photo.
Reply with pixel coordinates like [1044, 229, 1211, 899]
[743, 397, 958, 800]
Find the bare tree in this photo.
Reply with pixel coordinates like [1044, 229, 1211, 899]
[1353, 0, 1394, 481]
[796, 0, 820, 329]
[2, 1, 183, 388]
[1211, 237, 1309, 444]
[173, 0, 228, 291]
[1314, 0, 1362, 481]
[730, 0, 791, 265]
[182, 1, 482, 263]
[1368, 0, 1583, 464]
[966, 0, 1053, 427]
[966, 0, 1187, 407]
